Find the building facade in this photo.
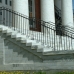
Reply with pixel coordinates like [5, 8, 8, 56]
[0, 0, 12, 8]
[0, 0, 12, 26]
[0, 0, 74, 32]
[0, 0, 74, 70]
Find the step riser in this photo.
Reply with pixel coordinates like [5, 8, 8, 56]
[0, 25, 74, 70]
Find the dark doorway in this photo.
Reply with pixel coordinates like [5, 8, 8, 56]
[29, 0, 41, 32]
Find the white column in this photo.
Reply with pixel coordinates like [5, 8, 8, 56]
[41, 0, 55, 33]
[41, 0, 55, 23]
[61, 0, 73, 27]
[13, 0, 29, 32]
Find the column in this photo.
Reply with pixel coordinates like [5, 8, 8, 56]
[41, 0, 55, 33]
[13, 0, 29, 32]
[61, 0, 73, 28]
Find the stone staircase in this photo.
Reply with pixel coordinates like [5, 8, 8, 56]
[0, 25, 74, 70]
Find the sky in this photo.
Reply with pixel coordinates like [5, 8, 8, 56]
[73, 0, 74, 9]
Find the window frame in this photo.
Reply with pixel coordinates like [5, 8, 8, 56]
[0, 0, 2, 3]
[5, 0, 7, 5]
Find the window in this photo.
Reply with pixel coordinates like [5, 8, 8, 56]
[29, 0, 32, 12]
[10, 1, 12, 6]
[28, 0, 33, 27]
[5, 0, 7, 5]
[0, 0, 2, 3]
[0, 11, 2, 15]
[0, 10, 2, 15]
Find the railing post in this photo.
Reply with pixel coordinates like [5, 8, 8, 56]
[2, 7, 4, 24]
[54, 30, 55, 51]
[2, 7, 5, 25]
[14, 12, 15, 31]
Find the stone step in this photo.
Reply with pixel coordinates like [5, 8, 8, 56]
[5, 57, 33, 63]
[0, 25, 74, 55]
[5, 58, 23, 63]
[0, 65, 13, 71]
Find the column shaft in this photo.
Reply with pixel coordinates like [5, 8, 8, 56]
[41, 0, 55, 23]
[62, 0, 73, 27]
[13, 0, 29, 32]
[41, 0, 55, 33]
